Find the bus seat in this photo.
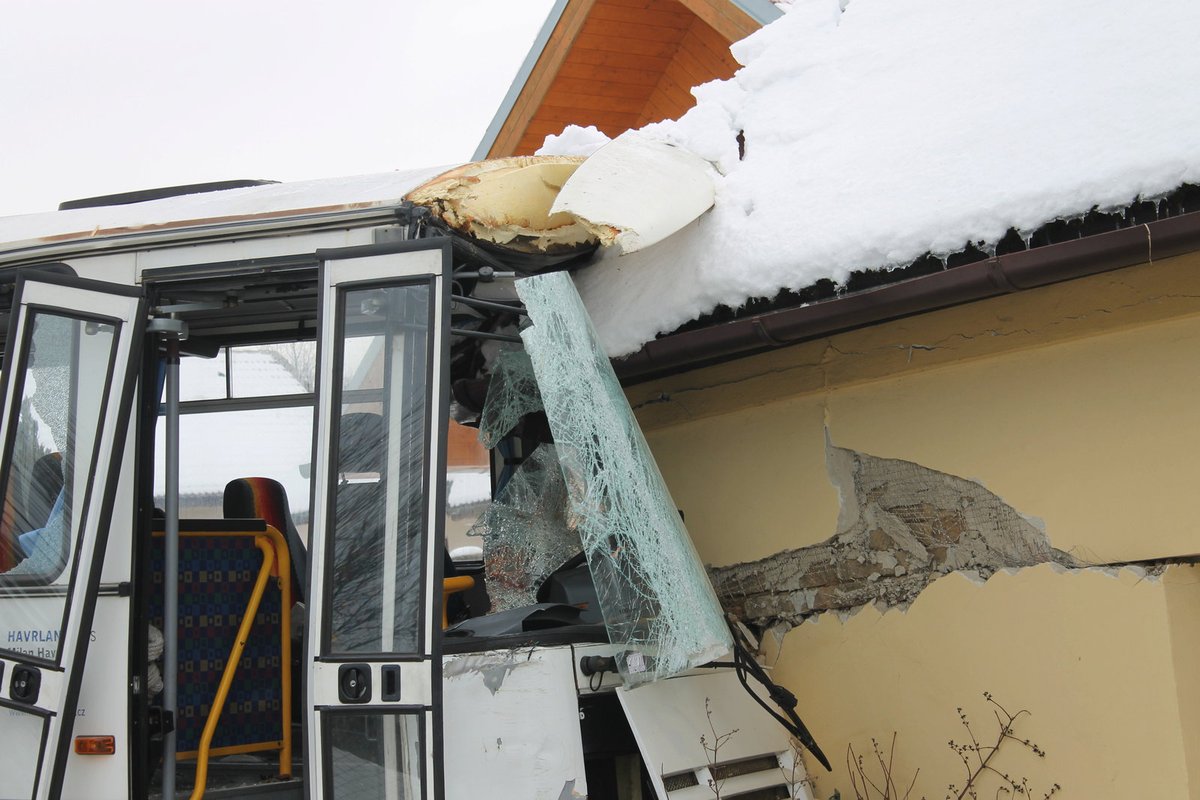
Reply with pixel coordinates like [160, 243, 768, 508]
[0, 452, 63, 572]
[148, 522, 285, 756]
[223, 477, 306, 603]
[25, 452, 63, 532]
[338, 411, 384, 473]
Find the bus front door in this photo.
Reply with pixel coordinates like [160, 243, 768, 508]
[0, 274, 145, 800]
[304, 241, 450, 800]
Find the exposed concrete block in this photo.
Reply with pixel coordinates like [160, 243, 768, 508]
[712, 439, 1078, 625]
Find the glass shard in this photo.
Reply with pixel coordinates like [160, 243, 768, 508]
[478, 347, 542, 449]
[467, 444, 580, 612]
[516, 272, 732, 685]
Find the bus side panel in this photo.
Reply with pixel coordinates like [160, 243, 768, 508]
[59, 595, 130, 799]
[60, 426, 137, 799]
[442, 646, 588, 800]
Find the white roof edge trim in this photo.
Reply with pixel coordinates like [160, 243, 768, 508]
[0, 206, 400, 268]
[0, 165, 451, 263]
[472, 0, 571, 161]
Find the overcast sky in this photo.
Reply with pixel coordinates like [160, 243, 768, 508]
[0, 0, 556, 217]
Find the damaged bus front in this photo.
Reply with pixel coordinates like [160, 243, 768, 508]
[0, 154, 822, 799]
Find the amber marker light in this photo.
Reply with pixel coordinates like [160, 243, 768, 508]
[74, 736, 116, 755]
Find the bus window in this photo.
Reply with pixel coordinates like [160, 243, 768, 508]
[325, 283, 428, 656]
[231, 342, 315, 396]
[155, 345, 316, 530]
[153, 407, 314, 530]
[0, 312, 117, 656]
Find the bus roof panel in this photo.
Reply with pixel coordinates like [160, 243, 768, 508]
[0, 165, 454, 254]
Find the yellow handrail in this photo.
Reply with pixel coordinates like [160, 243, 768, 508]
[155, 524, 293, 796]
[442, 575, 476, 629]
[189, 536, 274, 800]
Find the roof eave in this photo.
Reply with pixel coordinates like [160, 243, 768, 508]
[615, 209, 1200, 383]
[474, 0, 783, 160]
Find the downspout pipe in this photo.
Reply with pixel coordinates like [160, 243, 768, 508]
[616, 210, 1200, 383]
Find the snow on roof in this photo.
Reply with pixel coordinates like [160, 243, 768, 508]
[0, 166, 450, 250]
[567, 0, 1200, 357]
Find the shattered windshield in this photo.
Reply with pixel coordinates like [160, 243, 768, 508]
[467, 443, 579, 612]
[515, 271, 731, 685]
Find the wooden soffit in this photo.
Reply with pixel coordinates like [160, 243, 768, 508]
[479, 0, 778, 159]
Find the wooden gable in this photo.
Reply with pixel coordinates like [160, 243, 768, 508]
[483, 0, 773, 158]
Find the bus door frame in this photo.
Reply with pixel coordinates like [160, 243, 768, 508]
[305, 239, 451, 800]
[0, 272, 145, 800]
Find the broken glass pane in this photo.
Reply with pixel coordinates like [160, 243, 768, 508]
[516, 272, 732, 685]
[467, 444, 580, 612]
[477, 347, 542, 449]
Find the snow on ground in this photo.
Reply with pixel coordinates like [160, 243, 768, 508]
[567, 0, 1200, 357]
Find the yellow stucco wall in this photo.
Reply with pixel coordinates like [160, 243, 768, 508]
[637, 250, 1200, 566]
[774, 564, 1199, 798]
[631, 253, 1200, 797]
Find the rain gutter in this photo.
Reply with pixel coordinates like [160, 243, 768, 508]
[615, 209, 1200, 383]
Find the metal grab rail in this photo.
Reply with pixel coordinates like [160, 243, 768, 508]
[152, 524, 293, 798]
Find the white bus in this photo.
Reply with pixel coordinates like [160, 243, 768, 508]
[0, 161, 821, 800]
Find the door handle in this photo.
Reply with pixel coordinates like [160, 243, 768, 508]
[338, 664, 371, 704]
[10, 665, 41, 705]
[381, 665, 401, 701]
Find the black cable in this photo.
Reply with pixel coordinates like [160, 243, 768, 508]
[729, 624, 832, 772]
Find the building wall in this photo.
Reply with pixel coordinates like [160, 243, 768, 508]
[630, 251, 1200, 797]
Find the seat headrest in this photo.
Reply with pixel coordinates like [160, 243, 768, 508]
[223, 477, 294, 535]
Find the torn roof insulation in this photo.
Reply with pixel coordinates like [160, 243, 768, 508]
[559, 0, 1200, 358]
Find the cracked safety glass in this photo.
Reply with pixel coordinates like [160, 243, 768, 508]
[467, 443, 579, 612]
[477, 347, 542, 449]
[516, 271, 731, 685]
